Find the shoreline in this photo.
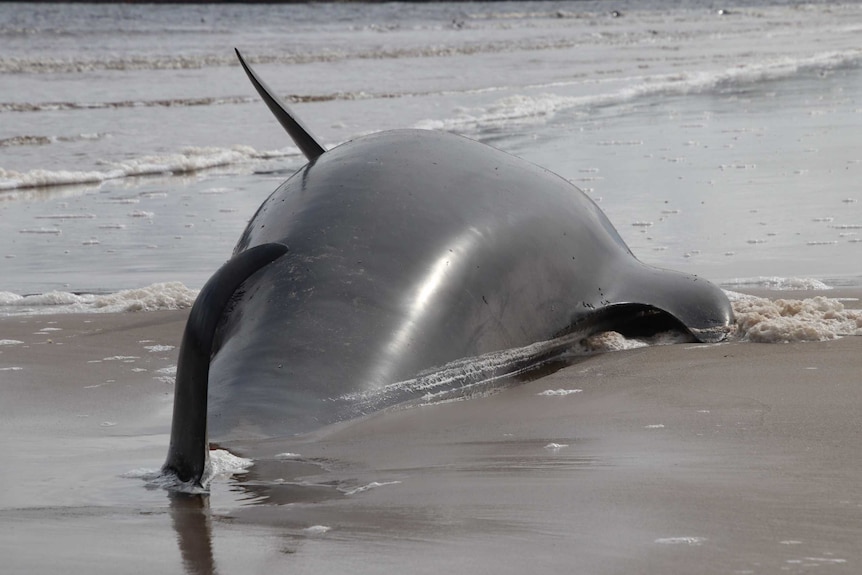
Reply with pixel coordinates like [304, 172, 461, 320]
[1, 289, 861, 573]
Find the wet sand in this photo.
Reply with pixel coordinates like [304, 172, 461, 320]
[1, 291, 861, 574]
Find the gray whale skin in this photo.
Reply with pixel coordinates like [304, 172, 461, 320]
[163, 50, 733, 486]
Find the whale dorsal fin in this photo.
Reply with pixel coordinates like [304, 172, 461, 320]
[235, 48, 326, 161]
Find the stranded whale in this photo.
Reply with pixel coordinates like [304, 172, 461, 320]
[163, 50, 733, 486]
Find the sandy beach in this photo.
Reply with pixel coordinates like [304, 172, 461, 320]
[1, 290, 860, 574]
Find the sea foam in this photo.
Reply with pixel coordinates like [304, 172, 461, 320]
[123, 448, 252, 493]
[413, 50, 862, 133]
[730, 293, 862, 343]
[0, 282, 198, 316]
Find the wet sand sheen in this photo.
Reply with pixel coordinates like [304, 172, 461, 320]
[0, 291, 860, 573]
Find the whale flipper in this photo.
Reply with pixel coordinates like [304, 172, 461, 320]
[235, 48, 326, 161]
[163, 242, 288, 486]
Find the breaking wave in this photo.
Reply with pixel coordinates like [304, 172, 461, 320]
[0, 96, 255, 114]
[721, 277, 833, 291]
[0, 281, 199, 316]
[0, 132, 107, 148]
[0, 39, 583, 75]
[415, 50, 862, 132]
[0, 145, 298, 191]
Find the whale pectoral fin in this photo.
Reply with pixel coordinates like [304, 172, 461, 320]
[235, 48, 326, 161]
[163, 243, 288, 486]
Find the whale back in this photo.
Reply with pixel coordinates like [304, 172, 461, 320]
[206, 130, 729, 440]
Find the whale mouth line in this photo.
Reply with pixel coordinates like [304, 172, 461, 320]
[335, 304, 697, 413]
[563, 304, 692, 341]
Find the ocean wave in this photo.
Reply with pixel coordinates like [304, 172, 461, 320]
[0, 53, 238, 74]
[0, 133, 107, 147]
[0, 281, 198, 316]
[0, 91, 382, 115]
[0, 135, 52, 147]
[722, 277, 832, 291]
[5, 47, 858, 131]
[0, 96, 254, 113]
[465, 9, 591, 21]
[414, 49, 862, 132]
[0, 144, 299, 191]
[0, 36, 629, 75]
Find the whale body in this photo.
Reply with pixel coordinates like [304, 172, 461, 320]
[163, 50, 733, 486]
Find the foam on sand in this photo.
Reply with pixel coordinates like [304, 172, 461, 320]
[729, 292, 862, 343]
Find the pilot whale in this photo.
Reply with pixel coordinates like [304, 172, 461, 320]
[163, 50, 733, 486]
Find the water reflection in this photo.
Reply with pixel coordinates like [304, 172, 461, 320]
[168, 492, 218, 575]
[167, 455, 344, 575]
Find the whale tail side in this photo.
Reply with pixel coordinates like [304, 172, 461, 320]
[163, 243, 288, 486]
[235, 48, 326, 161]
